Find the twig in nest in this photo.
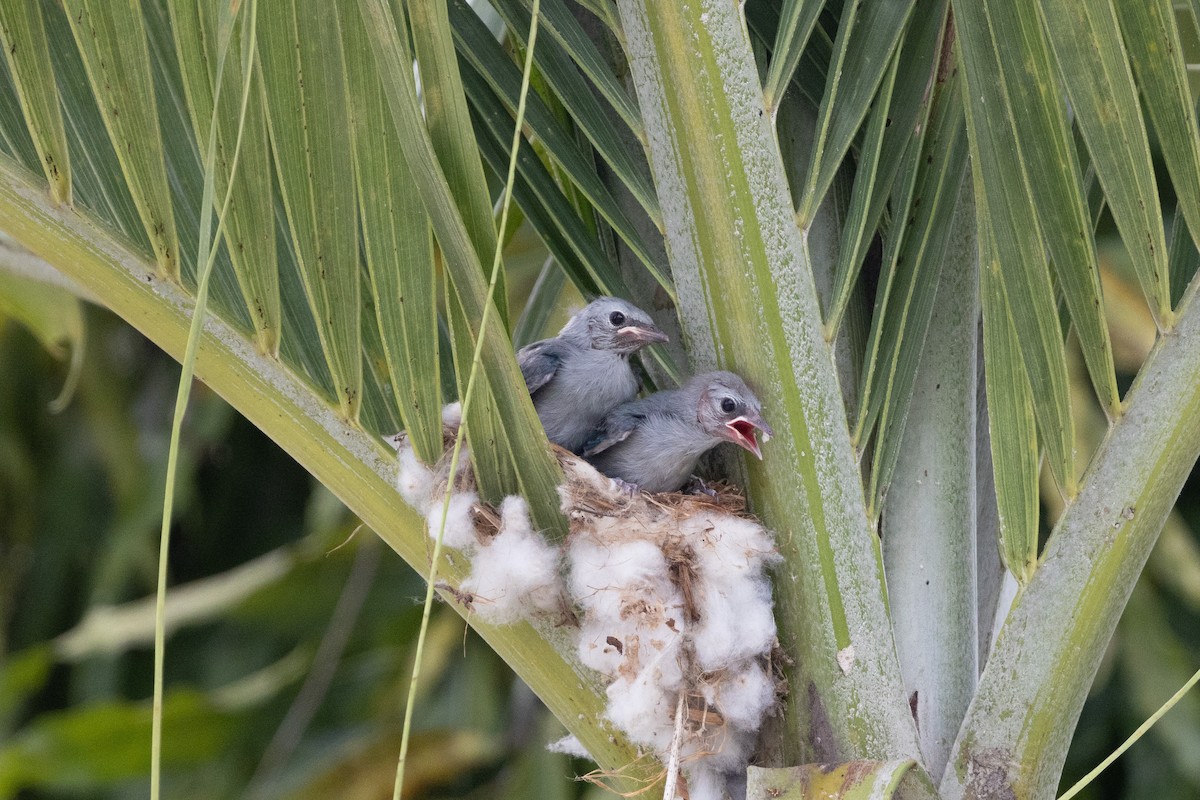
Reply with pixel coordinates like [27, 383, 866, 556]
[469, 502, 501, 538]
[663, 692, 686, 800]
[436, 581, 475, 610]
[577, 753, 666, 798]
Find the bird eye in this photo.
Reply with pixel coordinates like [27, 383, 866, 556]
[609, 311, 626, 326]
[721, 398, 736, 413]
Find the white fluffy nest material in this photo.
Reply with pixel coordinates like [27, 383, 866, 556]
[394, 411, 784, 800]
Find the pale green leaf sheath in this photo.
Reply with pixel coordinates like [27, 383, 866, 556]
[747, 760, 922, 800]
[615, 0, 921, 763]
[883, 171, 980, 780]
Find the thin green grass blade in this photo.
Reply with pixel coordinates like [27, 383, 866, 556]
[1058, 659, 1200, 800]
[826, 1, 947, 337]
[341, 3, 443, 463]
[1035, 0, 1171, 327]
[980, 226, 1039, 585]
[168, 1, 280, 355]
[489, 0, 657, 225]
[62, 0, 179, 279]
[1114, 0, 1200, 260]
[143, 1, 247, 320]
[151, 2, 257, 796]
[448, 79, 577, 502]
[448, 0, 671, 299]
[954, 0, 1077, 495]
[357, 0, 564, 533]
[462, 61, 630, 295]
[509, 0, 644, 142]
[0, 0, 70, 204]
[796, 0, 916, 227]
[408, 0, 507, 325]
[396, 17, 548, 792]
[762, 0, 826, 113]
[258, 0, 361, 420]
[982, 0, 1120, 416]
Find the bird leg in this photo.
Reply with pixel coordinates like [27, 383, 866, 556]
[611, 477, 641, 496]
[685, 476, 720, 498]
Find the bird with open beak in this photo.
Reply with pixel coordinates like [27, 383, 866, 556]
[517, 297, 669, 453]
[580, 370, 773, 494]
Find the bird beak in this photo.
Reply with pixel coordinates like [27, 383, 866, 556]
[614, 323, 669, 348]
[725, 413, 774, 460]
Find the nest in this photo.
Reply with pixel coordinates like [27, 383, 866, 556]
[395, 420, 785, 799]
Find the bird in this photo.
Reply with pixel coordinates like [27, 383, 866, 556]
[518, 297, 668, 453]
[580, 370, 773, 494]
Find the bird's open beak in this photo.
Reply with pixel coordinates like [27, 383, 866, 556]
[614, 323, 669, 348]
[725, 413, 774, 460]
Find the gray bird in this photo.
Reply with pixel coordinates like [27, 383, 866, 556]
[581, 370, 773, 493]
[518, 297, 668, 453]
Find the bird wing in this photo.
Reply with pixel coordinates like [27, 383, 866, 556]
[580, 408, 644, 457]
[517, 339, 567, 394]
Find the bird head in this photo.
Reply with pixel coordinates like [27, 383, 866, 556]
[695, 372, 774, 459]
[560, 297, 668, 354]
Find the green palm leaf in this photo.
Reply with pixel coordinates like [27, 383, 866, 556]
[2, 0, 1200, 796]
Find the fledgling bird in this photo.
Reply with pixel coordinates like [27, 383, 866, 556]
[518, 297, 668, 453]
[581, 370, 773, 494]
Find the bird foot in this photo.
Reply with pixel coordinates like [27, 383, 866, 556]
[686, 476, 720, 498]
[612, 478, 640, 497]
